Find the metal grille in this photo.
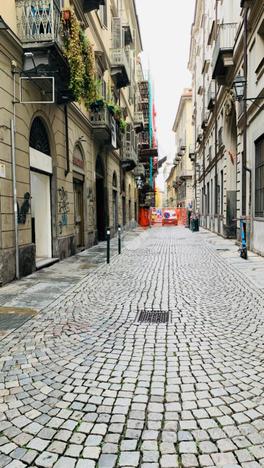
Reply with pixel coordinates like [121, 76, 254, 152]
[136, 310, 171, 324]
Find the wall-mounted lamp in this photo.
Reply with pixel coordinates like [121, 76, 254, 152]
[233, 74, 264, 102]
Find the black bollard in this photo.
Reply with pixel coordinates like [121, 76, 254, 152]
[118, 225, 121, 255]
[106, 227, 110, 264]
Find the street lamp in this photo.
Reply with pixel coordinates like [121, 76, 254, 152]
[233, 74, 247, 101]
[233, 74, 264, 103]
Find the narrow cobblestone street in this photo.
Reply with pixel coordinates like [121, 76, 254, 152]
[1, 228, 264, 468]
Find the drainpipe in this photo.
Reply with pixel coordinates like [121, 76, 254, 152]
[243, 8, 252, 249]
[11, 63, 19, 279]
[214, 0, 218, 224]
[202, 12, 206, 223]
[64, 104, 70, 176]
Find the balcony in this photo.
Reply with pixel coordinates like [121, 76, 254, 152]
[122, 141, 138, 171]
[110, 48, 130, 89]
[15, 0, 73, 104]
[207, 81, 216, 110]
[134, 111, 144, 133]
[90, 106, 120, 149]
[212, 23, 237, 81]
[83, 0, 105, 13]
[16, 0, 62, 45]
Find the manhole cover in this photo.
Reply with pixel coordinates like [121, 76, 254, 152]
[136, 310, 171, 324]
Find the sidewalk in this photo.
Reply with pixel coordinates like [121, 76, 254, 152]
[0, 227, 143, 339]
[197, 227, 264, 291]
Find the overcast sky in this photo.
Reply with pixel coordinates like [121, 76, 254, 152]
[135, 0, 194, 187]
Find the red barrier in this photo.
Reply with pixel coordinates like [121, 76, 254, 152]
[151, 208, 188, 226]
[139, 207, 151, 227]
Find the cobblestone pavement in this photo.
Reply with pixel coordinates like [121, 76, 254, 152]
[1, 227, 264, 468]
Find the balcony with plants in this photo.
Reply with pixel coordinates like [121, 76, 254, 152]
[15, 2, 100, 105]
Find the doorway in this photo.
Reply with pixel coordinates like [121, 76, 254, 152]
[96, 156, 106, 241]
[29, 117, 53, 263]
[73, 179, 84, 248]
[31, 171, 52, 259]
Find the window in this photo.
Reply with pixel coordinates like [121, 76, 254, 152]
[99, 1, 107, 28]
[255, 136, 264, 217]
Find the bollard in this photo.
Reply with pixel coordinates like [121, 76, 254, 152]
[118, 224, 121, 255]
[106, 227, 110, 264]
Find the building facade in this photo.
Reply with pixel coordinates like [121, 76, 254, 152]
[189, 0, 264, 255]
[171, 89, 193, 209]
[0, 0, 145, 284]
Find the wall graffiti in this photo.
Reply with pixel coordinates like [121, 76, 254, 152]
[58, 186, 70, 234]
[17, 192, 31, 224]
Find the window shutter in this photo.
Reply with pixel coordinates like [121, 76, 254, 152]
[112, 17, 122, 49]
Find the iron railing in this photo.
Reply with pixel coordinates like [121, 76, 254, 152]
[90, 106, 111, 129]
[110, 47, 130, 79]
[16, 0, 62, 44]
[212, 23, 237, 73]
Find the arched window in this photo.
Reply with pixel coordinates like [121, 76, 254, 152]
[73, 144, 84, 170]
[30, 117, 50, 155]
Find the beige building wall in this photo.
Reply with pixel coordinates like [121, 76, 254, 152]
[172, 89, 193, 208]
[0, 0, 142, 284]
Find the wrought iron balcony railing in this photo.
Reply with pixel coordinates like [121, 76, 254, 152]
[212, 23, 237, 79]
[110, 47, 130, 88]
[16, 0, 62, 45]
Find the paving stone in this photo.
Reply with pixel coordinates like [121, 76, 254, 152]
[181, 454, 199, 467]
[98, 454, 118, 467]
[34, 451, 58, 467]
[179, 442, 197, 454]
[119, 451, 140, 466]
[82, 446, 101, 459]
[160, 454, 179, 467]
[53, 457, 76, 468]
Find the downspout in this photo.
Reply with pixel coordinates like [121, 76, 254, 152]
[64, 104, 70, 176]
[148, 77, 153, 191]
[11, 64, 19, 280]
[202, 11, 206, 223]
[214, 0, 218, 224]
[243, 8, 252, 248]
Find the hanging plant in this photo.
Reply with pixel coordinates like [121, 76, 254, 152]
[80, 30, 98, 107]
[119, 118, 127, 133]
[63, 10, 85, 101]
[63, 11, 99, 107]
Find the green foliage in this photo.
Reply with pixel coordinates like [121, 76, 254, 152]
[63, 11, 98, 106]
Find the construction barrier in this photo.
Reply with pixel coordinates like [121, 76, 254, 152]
[151, 207, 188, 226]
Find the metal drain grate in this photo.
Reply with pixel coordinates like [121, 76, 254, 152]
[136, 310, 171, 324]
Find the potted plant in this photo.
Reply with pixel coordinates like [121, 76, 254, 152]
[90, 99, 105, 112]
